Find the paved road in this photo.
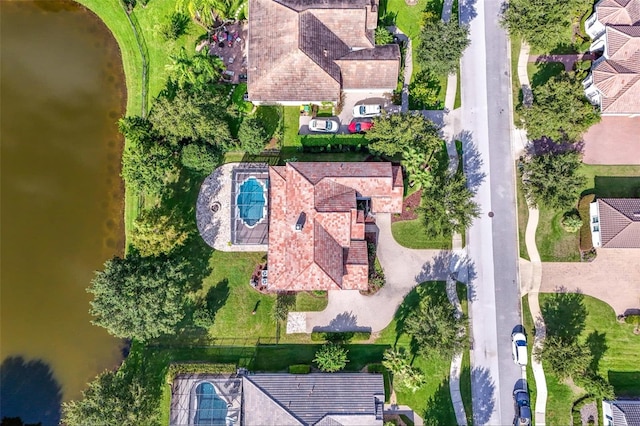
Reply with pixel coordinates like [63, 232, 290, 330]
[459, 0, 523, 423]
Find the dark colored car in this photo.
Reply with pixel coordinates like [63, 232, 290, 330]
[348, 120, 374, 133]
[513, 389, 532, 426]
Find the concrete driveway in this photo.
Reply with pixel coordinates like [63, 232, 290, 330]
[290, 213, 451, 333]
[540, 249, 640, 315]
[583, 117, 640, 165]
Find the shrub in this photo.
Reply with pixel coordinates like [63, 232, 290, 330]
[193, 306, 215, 328]
[313, 343, 349, 372]
[289, 364, 311, 374]
[561, 209, 583, 233]
[310, 331, 371, 342]
[624, 314, 640, 326]
[159, 12, 189, 41]
[581, 248, 597, 262]
[166, 363, 235, 382]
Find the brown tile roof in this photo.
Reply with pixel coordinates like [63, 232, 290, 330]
[596, 0, 640, 25]
[266, 162, 402, 291]
[607, 25, 640, 58]
[598, 198, 640, 248]
[392, 165, 403, 188]
[248, 0, 399, 103]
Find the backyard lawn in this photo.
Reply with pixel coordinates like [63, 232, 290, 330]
[539, 292, 640, 424]
[535, 165, 640, 262]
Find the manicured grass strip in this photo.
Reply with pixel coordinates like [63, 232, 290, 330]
[454, 67, 461, 109]
[283, 106, 302, 147]
[521, 297, 537, 422]
[516, 169, 530, 260]
[295, 291, 328, 312]
[509, 34, 523, 126]
[391, 216, 452, 249]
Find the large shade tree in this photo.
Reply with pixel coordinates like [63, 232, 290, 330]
[130, 208, 191, 257]
[521, 148, 585, 210]
[88, 253, 189, 341]
[416, 19, 470, 76]
[520, 73, 600, 142]
[149, 89, 232, 147]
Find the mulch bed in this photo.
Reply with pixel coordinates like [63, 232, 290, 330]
[391, 190, 422, 223]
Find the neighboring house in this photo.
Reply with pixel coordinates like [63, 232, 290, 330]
[589, 198, 640, 248]
[169, 372, 385, 426]
[267, 162, 403, 291]
[247, 0, 400, 105]
[602, 399, 640, 426]
[244, 373, 385, 425]
[583, 0, 640, 116]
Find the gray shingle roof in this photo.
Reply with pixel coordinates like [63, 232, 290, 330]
[597, 198, 640, 248]
[242, 373, 384, 425]
[606, 399, 640, 425]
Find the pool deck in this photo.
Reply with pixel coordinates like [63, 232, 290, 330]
[196, 163, 268, 252]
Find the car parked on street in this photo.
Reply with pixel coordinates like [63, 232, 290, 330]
[511, 331, 528, 366]
[513, 389, 532, 426]
[353, 104, 381, 118]
[348, 120, 374, 133]
[309, 118, 340, 133]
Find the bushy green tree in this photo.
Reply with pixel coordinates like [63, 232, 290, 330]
[421, 171, 480, 237]
[118, 116, 154, 143]
[180, 142, 219, 173]
[62, 370, 158, 426]
[536, 336, 591, 379]
[382, 348, 425, 393]
[238, 117, 268, 154]
[561, 209, 583, 233]
[121, 141, 178, 197]
[404, 290, 463, 358]
[416, 19, 470, 75]
[521, 149, 585, 210]
[88, 253, 189, 341]
[520, 73, 600, 142]
[366, 113, 444, 188]
[314, 344, 349, 372]
[149, 89, 231, 147]
[502, 0, 591, 52]
[375, 26, 394, 45]
[130, 208, 191, 257]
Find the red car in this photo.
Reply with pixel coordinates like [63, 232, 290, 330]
[348, 120, 374, 133]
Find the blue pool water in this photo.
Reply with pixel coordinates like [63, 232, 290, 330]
[195, 382, 228, 425]
[237, 177, 265, 227]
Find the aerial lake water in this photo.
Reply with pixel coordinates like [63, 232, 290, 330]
[1, 1, 126, 422]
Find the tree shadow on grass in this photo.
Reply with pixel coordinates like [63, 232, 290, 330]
[585, 330, 607, 373]
[423, 378, 457, 425]
[530, 62, 566, 88]
[415, 251, 478, 301]
[541, 287, 587, 343]
[0, 356, 62, 426]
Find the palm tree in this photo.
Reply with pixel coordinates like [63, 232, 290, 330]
[191, 50, 225, 86]
[166, 48, 197, 89]
[177, 0, 248, 27]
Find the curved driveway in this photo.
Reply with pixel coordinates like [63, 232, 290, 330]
[301, 213, 449, 333]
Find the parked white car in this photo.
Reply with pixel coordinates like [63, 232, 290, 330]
[511, 331, 528, 366]
[353, 104, 381, 118]
[308, 118, 340, 133]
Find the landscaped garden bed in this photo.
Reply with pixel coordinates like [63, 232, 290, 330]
[392, 190, 422, 223]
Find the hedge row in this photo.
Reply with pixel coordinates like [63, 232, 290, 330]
[300, 135, 369, 153]
[310, 331, 372, 342]
[166, 362, 237, 382]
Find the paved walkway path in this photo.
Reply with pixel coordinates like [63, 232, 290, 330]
[517, 40, 548, 426]
[527, 53, 595, 72]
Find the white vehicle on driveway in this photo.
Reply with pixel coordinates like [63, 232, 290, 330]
[511, 331, 528, 366]
[353, 104, 381, 118]
[308, 118, 340, 133]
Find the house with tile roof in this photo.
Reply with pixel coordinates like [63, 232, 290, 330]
[267, 162, 403, 291]
[602, 399, 640, 426]
[583, 0, 640, 115]
[589, 198, 640, 248]
[247, 0, 400, 105]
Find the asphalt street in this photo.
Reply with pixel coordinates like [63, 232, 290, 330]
[459, 0, 524, 423]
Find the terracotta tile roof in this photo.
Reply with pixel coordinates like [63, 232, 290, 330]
[597, 198, 640, 248]
[392, 165, 403, 188]
[247, 0, 399, 103]
[345, 240, 368, 265]
[593, 53, 640, 114]
[596, 0, 640, 25]
[606, 25, 640, 58]
[266, 162, 402, 291]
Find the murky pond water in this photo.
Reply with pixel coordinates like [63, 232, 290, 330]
[1, 1, 126, 423]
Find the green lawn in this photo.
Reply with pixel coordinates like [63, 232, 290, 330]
[535, 165, 640, 262]
[391, 215, 452, 249]
[76, 0, 204, 243]
[527, 62, 565, 89]
[295, 291, 329, 312]
[538, 292, 640, 424]
[521, 297, 538, 422]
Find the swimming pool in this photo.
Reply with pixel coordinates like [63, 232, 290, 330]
[195, 382, 228, 425]
[236, 177, 266, 227]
